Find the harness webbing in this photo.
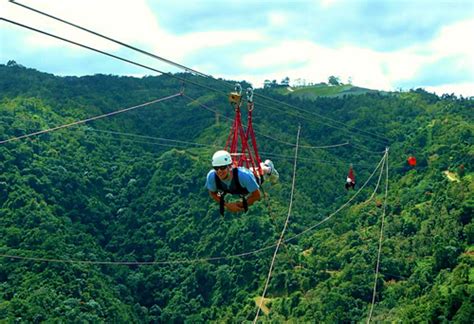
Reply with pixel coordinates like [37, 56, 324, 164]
[245, 102, 263, 176]
[224, 87, 263, 179]
[215, 168, 249, 216]
[348, 165, 355, 182]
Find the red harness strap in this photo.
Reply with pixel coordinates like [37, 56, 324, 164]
[348, 165, 355, 182]
[245, 102, 263, 176]
[224, 87, 262, 177]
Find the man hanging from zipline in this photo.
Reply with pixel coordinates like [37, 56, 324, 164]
[206, 150, 278, 214]
[345, 164, 356, 190]
[205, 84, 278, 215]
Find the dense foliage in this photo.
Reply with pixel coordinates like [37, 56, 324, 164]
[0, 62, 472, 322]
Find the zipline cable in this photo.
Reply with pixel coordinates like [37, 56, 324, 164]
[0, 151, 386, 266]
[254, 125, 301, 323]
[365, 151, 387, 203]
[0, 92, 182, 144]
[367, 147, 389, 323]
[6, 1, 391, 146]
[8, 0, 209, 78]
[0, 18, 229, 97]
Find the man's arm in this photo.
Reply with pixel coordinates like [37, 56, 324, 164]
[246, 189, 261, 206]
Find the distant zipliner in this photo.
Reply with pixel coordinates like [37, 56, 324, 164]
[205, 85, 279, 216]
[345, 164, 356, 190]
[407, 156, 417, 167]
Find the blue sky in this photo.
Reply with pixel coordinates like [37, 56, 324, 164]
[1, 0, 473, 96]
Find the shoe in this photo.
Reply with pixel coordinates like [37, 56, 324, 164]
[264, 159, 279, 184]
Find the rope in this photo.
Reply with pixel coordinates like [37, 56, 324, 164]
[0, 151, 386, 266]
[254, 125, 301, 323]
[367, 148, 389, 323]
[363, 152, 387, 204]
[261, 175, 297, 275]
[0, 92, 182, 144]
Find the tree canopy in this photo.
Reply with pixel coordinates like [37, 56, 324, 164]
[0, 63, 473, 322]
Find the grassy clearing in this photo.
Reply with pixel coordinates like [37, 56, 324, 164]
[254, 297, 271, 315]
[443, 170, 460, 182]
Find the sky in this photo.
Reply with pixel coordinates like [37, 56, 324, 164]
[1, 0, 473, 97]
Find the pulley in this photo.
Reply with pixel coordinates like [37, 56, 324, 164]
[229, 83, 242, 105]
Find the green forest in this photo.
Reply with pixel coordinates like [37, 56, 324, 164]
[0, 61, 473, 322]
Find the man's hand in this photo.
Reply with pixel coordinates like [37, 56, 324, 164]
[225, 202, 245, 213]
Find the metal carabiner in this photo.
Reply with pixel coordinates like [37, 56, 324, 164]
[234, 83, 242, 96]
[246, 87, 254, 103]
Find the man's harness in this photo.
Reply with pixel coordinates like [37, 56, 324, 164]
[214, 168, 249, 216]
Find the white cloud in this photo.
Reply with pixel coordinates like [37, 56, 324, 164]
[267, 12, 289, 27]
[239, 40, 395, 89]
[2, 0, 267, 76]
[320, 0, 339, 8]
[382, 49, 428, 82]
[427, 18, 474, 81]
[150, 30, 264, 63]
[2, 0, 473, 97]
[430, 18, 474, 59]
[425, 83, 474, 98]
[3, 0, 158, 52]
[235, 16, 474, 95]
[387, 18, 474, 78]
[380, 18, 474, 95]
[242, 40, 312, 68]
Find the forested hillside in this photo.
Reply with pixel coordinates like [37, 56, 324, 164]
[0, 62, 473, 322]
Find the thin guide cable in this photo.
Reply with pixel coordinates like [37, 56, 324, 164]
[254, 125, 301, 323]
[0, 151, 386, 266]
[0, 92, 182, 144]
[367, 148, 389, 323]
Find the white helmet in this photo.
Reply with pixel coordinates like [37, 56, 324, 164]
[212, 150, 232, 167]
